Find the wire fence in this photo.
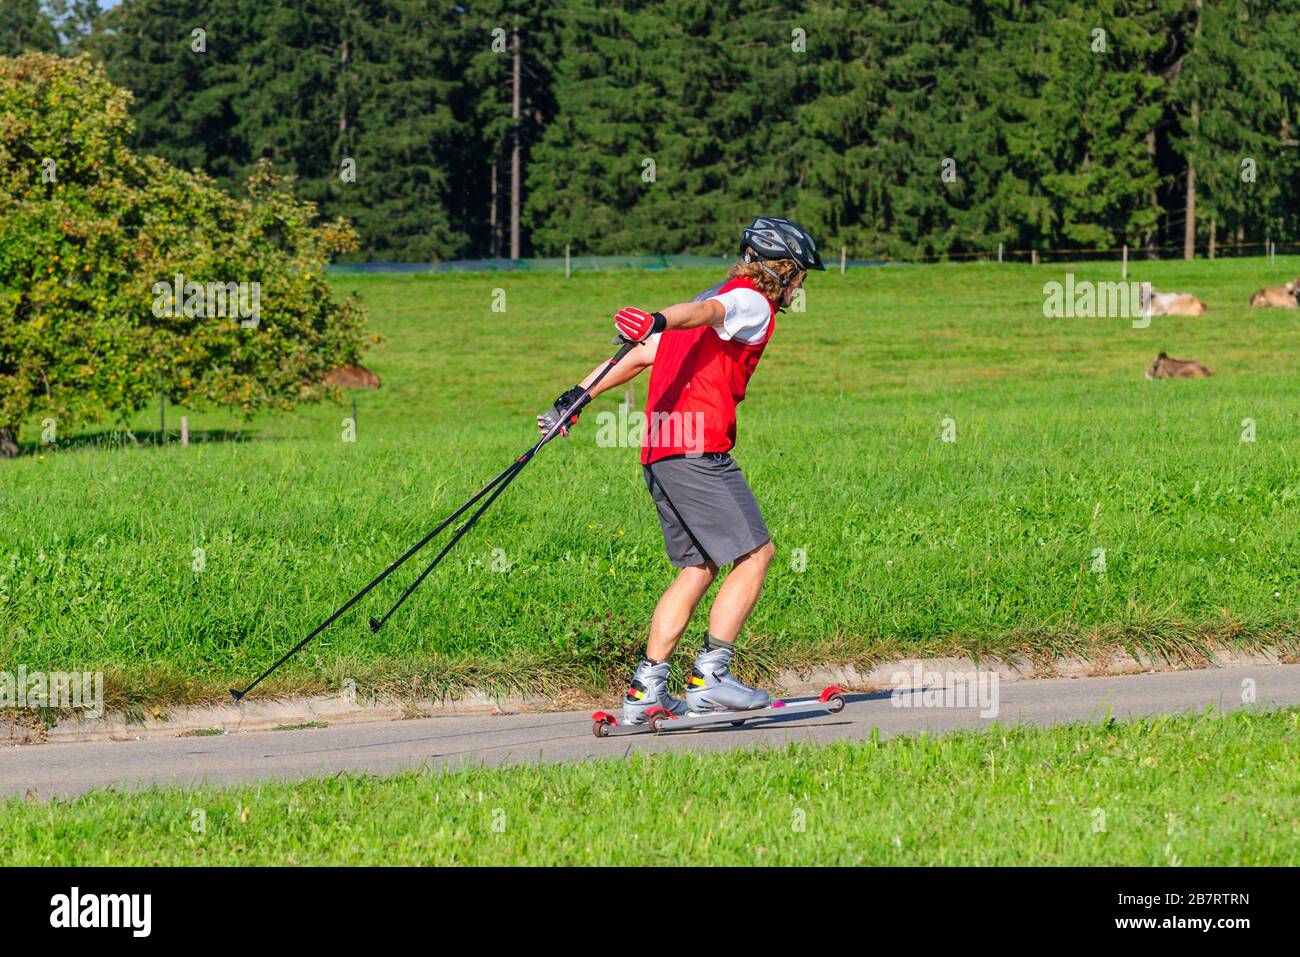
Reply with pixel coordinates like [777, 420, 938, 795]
[328, 241, 1300, 275]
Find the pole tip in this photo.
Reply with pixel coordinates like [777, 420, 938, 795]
[229, 688, 244, 702]
[368, 616, 381, 634]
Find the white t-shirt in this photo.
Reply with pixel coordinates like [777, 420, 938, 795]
[709, 286, 772, 344]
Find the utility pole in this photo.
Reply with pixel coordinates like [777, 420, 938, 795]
[510, 27, 521, 260]
[490, 160, 498, 259]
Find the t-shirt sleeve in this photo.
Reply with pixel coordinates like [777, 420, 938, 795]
[708, 287, 772, 344]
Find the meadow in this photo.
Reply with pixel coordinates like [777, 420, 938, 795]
[3, 257, 1299, 710]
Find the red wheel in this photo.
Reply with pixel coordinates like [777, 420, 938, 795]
[591, 711, 616, 738]
[644, 706, 675, 734]
[818, 685, 845, 703]
[827, 692, 846, 713]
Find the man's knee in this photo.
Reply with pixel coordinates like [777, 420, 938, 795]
[680, 561, 719, 584]
[738, 539, 775, 570]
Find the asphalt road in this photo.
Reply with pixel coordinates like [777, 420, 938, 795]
[5, 664, 1299, 800]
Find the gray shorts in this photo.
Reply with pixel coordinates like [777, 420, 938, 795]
[643, 453, 771, 568]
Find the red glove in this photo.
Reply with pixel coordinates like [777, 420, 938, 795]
[614, 306, 667, 343]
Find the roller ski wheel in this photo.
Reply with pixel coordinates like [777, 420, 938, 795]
[821, 687, 847, 713]
[645, 706, 674, 734]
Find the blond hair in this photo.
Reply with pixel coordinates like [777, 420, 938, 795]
[727, 258, 802, 301]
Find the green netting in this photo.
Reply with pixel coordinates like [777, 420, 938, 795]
[328, 255, 734, 275]
[468, 254, 734, 272]
[522, 254, 733, 271]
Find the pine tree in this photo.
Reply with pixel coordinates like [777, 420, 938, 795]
[95, 0, 254, 183]
[1170, 0, 1300, 254]
[0, 0, 61, 56]
[458, 0, 562, 258]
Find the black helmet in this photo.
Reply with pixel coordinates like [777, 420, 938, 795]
[740, 216, 825, 272]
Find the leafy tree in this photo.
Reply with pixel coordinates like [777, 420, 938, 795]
[0, 53, 368, 457]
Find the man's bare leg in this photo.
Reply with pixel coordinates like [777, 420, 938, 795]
[677, 540, 777, 712]
[707, 540, 775, 643]
[645, 562, 718, 661]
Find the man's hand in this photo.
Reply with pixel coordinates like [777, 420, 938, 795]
[537, 385, 591, 440]
[614, 306, 667, 344]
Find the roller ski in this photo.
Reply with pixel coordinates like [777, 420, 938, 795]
[592, 685, 845, 737]
[594, 645, 844, 737]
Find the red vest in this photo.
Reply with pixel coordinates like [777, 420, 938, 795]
[641, 276, 777, 465]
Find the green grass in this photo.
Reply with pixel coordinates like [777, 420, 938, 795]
[3, 257, 1300, 710]
[4, 707, 1298, 865]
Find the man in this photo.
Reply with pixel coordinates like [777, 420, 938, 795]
[538, 217, 825, 723]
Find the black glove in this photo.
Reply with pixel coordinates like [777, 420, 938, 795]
[537, 385, 591, 439]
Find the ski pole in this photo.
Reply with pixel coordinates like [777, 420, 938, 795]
[230, 340, 636, 700]
[229, 459, 520, 701]
[366, 340, 636, 632]
[365, 455, 527, 634]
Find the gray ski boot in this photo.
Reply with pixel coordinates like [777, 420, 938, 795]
[686, 642, 770, 714]
[622, 659, 688, 725]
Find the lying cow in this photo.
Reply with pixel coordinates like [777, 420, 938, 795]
[1146, 352, 1213, 379]
[1139, 283, 1207, 316]
[1248, 280, 1299, 307]
[322, 364, 381, 389]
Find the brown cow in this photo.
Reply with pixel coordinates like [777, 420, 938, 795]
[1248, 280, 1299, 308]
[322, 364, 381, 389]
[1146, 352, 1213, 379]
[1138, 283, 1207, 316]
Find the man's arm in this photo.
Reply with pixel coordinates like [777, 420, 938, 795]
[578, 334, 657, 400]
[658, 298, 725, 331]
[537, 296, 723, 439]
[613, 301, 724, 342]
[536, 336, 657, 439]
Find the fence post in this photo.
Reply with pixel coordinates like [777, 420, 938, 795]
[565, 244, 571, 279]
[1122, 244, 1128, 280]
[997, 241, 1003, 264]
[840, 246, 846, 275]
[181, 416, 189, 447]
[1031, 249, 1039, 267]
